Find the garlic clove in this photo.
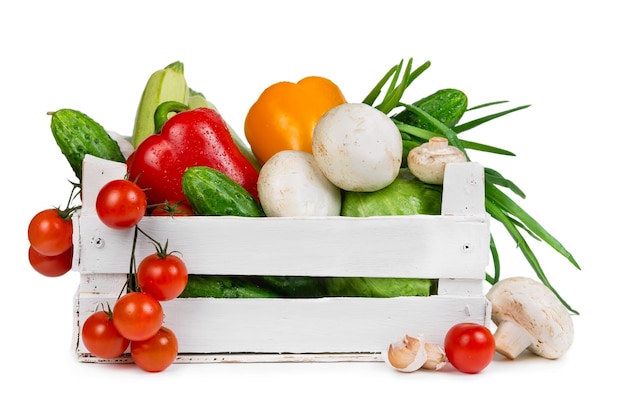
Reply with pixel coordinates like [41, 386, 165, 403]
[422, 342, 448, 370]
[383, 334, 427, 372]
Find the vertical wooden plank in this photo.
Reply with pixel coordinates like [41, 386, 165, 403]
[441, 161, 486, 216]
[439, 162, 487, 296]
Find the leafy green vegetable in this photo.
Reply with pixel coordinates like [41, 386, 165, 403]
[326, 277, 434, 297]
[337, 168, 441, 297]
[341, 169, 442, 217]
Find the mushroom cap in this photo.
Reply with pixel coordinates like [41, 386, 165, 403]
[407, 137, 467, 185]
[486, 276, 574, 359]
[312, 102, 402, 192]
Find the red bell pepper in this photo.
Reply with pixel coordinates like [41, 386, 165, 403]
[127, 105, 259, 206]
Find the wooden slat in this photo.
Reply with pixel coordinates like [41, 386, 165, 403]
[74, 291, 491, 356]
[75, 214, 490, 279]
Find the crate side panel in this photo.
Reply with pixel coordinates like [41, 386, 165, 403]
[75, 214, 490, 279]
[75, 293, 490, 356]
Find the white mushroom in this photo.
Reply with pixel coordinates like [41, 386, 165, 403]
[312, 102, 402, 192]
[257, 150, 342, 217]
[407, 136, 467, 185]
[486, 276, 574, 360]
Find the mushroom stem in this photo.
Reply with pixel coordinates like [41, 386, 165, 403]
[493, 320, 534, 359]
[427, 136, 449, 149]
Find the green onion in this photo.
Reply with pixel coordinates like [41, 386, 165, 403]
[364, 58, 580, 314]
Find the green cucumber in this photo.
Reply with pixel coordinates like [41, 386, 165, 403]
[258, 276, 328, 298]
[392, 88, 468, 134]
[179, 275, 279, 298]
[182, 166, 265, 217]
[50, 108, 126, 180]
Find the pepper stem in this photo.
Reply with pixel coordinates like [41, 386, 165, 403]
[154, 101, 189, 133]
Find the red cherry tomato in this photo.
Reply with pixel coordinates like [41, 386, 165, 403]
[28, 208, 73, 256]
[444, 322, 496, 374]
[151, 201, 194, 216]
[28, 245, 73, 277]
[131, 326, 178, 372]
[82, 310, 130, 359]
[137, 252, 188, 301]
[112, 292, 164, 341]
[96, 179, 147, 229]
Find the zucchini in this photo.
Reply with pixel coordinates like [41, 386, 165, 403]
[179, 275, 279, 298]
[131, 61, 189, 148]
[50, 108, 126, 180]
[182, 166, 265, 217]
[392, 88, 468, 134]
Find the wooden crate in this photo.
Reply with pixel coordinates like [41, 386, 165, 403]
[72, 155, 491, 363]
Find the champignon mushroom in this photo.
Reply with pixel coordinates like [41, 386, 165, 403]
[486, 276, 574, 360]
[257, 150, 342, 217]
[312, 102, 403, 192]
[406, 137, 467, 185]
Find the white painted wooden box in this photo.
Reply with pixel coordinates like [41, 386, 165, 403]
[72, 155, 491, 363]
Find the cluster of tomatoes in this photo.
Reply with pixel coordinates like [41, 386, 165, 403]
[83, 178, 190, 372]
[28, 177, 190, 372]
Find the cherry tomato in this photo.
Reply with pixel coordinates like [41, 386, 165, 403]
[28, 208, 73, 256]
[151, 201, 194, 216]
[131, 326, 178, 372]
[137, 252, 188, 301]
[444, 322, 496, 374]
[28, 245, 73, 277]
[112, 292, 164, 341]
[96, 179, 147, 229]
[82, 310, 130, 359]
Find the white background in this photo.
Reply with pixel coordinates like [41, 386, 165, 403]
[1, 1, 623, 416]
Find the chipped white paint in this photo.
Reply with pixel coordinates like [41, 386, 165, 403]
[73, 155, 492, 363]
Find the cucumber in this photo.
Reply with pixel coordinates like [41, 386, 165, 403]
[392, 88, 468, 133]
[258, 275, 328, 298]
[179, 275, 279, 298]
[50, 108, 126, 180]
[182, 166, 265, 217]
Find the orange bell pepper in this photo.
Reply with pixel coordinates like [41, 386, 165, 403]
[244, 76, 347, 165]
